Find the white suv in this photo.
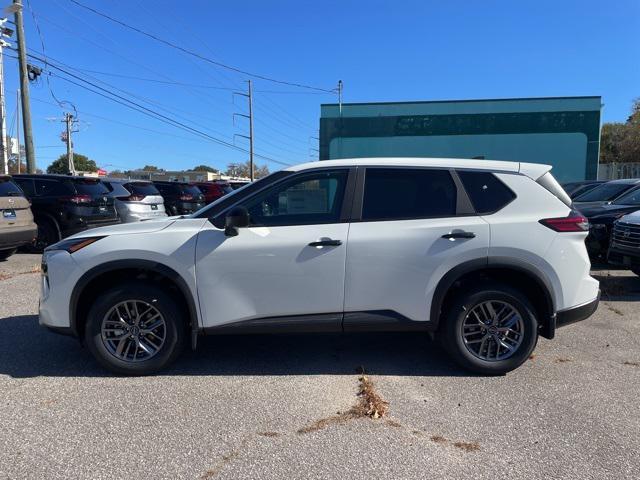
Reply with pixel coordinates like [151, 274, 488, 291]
[39, 158, 600, 375]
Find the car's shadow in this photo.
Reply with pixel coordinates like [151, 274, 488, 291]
[590, 268, 640, 302]
[0, 315, 471, 378]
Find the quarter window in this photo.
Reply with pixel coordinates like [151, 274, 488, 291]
[241, 170, 348, 226]
[361, 168, 456, 221]
[457, 171, 516, 214]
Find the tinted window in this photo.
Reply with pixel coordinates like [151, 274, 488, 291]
[73, 179, 110, 195]
[126, 182, 160, 196]
[458, 171, 516, 214]
[362, 168, 456, 221]
[154, 183, 178, 195]
[574, 183, 633, 202]
[13, 178, 35, 196]
[35, 179, 73, 196]
[107, 183, 131, 197]
[242, 170, 347, 226]
[613, 187, 640, 206]
[0, 178, 24, 196]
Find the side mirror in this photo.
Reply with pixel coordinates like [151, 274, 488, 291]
[224, 206, 250, 237]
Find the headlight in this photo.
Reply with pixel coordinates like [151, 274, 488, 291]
[45, 236, 105, 253]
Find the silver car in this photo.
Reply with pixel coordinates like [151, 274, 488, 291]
[102, 179, 167, 223]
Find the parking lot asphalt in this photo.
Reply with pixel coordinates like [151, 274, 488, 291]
[1, 253, 639, 479]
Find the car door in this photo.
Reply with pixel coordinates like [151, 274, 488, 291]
[195, 168, 355, 330]
[344, 167, 490, 328]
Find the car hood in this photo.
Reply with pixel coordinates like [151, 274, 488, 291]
[68, 218, 177, 239]
[580, 204, 640, 220]
[619, 209, 640, 224]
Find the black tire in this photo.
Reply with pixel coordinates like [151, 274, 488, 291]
[440, 282, 538, 375]
[0, 248, 16, 261]
[32, 217, 60, 252]
[84, 282, 186, 375]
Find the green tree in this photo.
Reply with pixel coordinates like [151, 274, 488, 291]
[47, 153, 98, 174]
[192, 164, 218, 173]
[142, 165, 163, 172]
[599, 98, 640, 164]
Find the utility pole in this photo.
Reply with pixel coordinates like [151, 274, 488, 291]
[15, 89, 20, 173]
[12, 0, 35, 173]
[0, 18, 11, 174]
[232, 80, 255, 181]
[64, 113, 75, 174]
[337, 80, 343, 117]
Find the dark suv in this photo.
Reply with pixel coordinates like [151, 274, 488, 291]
[13, 174, 119, 250]
[153, 181, 205, 215]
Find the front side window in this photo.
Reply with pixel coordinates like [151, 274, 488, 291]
[240, 169, 348, 226]
[362, 168, 456, 221]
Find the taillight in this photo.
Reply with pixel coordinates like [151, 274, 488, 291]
[121, 194, 146, 202]
[61, 194, 92, 204]
[179, 194, 194, 201]
[539, 210, 589, 232]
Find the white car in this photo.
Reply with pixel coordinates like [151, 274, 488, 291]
[39, 158, 600, 375]
[101, 179, 167, 223]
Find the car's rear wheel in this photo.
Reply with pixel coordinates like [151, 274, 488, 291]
[440, 283, 538, 375]
[0, 248, 16, 261]
[32, 217, 59, 252]
[85, 283, 186, 375]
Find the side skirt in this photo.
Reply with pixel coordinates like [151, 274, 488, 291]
[202, 310, 435, 336]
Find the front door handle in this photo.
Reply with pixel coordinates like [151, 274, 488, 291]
[308, 239, 342, 247]
[441, 231, 476, 239]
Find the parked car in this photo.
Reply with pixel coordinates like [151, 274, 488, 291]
[191, 180, 233, 205]
[13, 174, 119, 250]
[102, 179, 167, 223]
[39, 158, 599, 376]
[573, 179, 640, 208]
[0, 175, 37, 259]
[607, 210, 640, 276]
[578, 186, 640, 260]
[561, 180, 605, 199]
[152, 181, 205, 215]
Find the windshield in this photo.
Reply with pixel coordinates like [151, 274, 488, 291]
[613, 187, 640, 206]
[0, 178, 24, 196]
[74, 179, 110, 195]
[574, 182, 633, 202]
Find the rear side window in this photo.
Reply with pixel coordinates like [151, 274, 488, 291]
[73, 179, 109, 195]
[362, 168, 456, 221]
[0, 178, 23, 196]
[457, 171, 516, 214]
[13, 178, 35, 196]
[126, 182, 160, 196]
[35, 179, 73, 196]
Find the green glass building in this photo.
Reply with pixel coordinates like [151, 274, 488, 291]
[319, 96, 601, 182]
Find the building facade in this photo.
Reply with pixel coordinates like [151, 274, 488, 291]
[320, 96, 602, 182]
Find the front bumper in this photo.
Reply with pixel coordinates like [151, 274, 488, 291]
[556, 291, 600, 328]
[608, 245, 640, 269]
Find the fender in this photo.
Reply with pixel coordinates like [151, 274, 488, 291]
[429, 258, 556, 334]
[69, 259, 199, 341]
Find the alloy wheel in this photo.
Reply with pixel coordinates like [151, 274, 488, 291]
[461, 300, 524, 361]
[101, 300, 166, 363]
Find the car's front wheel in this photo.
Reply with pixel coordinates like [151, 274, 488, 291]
[85, 283, 186, 375]
[440, 283, 538, 375]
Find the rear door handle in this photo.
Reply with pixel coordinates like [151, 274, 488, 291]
[308, 239, 342, 247]
[441, 231, 476, 239]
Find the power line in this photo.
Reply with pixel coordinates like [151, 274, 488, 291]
[25, 57, 291, 166]
[68, 0, 336, 93]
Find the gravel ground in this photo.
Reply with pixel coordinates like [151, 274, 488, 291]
[1, 253, 639, 479]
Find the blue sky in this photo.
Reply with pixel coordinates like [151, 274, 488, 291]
[4, 0, 639, 173]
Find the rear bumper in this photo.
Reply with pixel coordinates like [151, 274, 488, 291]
[0, 225, 37, 249]
[556, 291, 600, 328]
